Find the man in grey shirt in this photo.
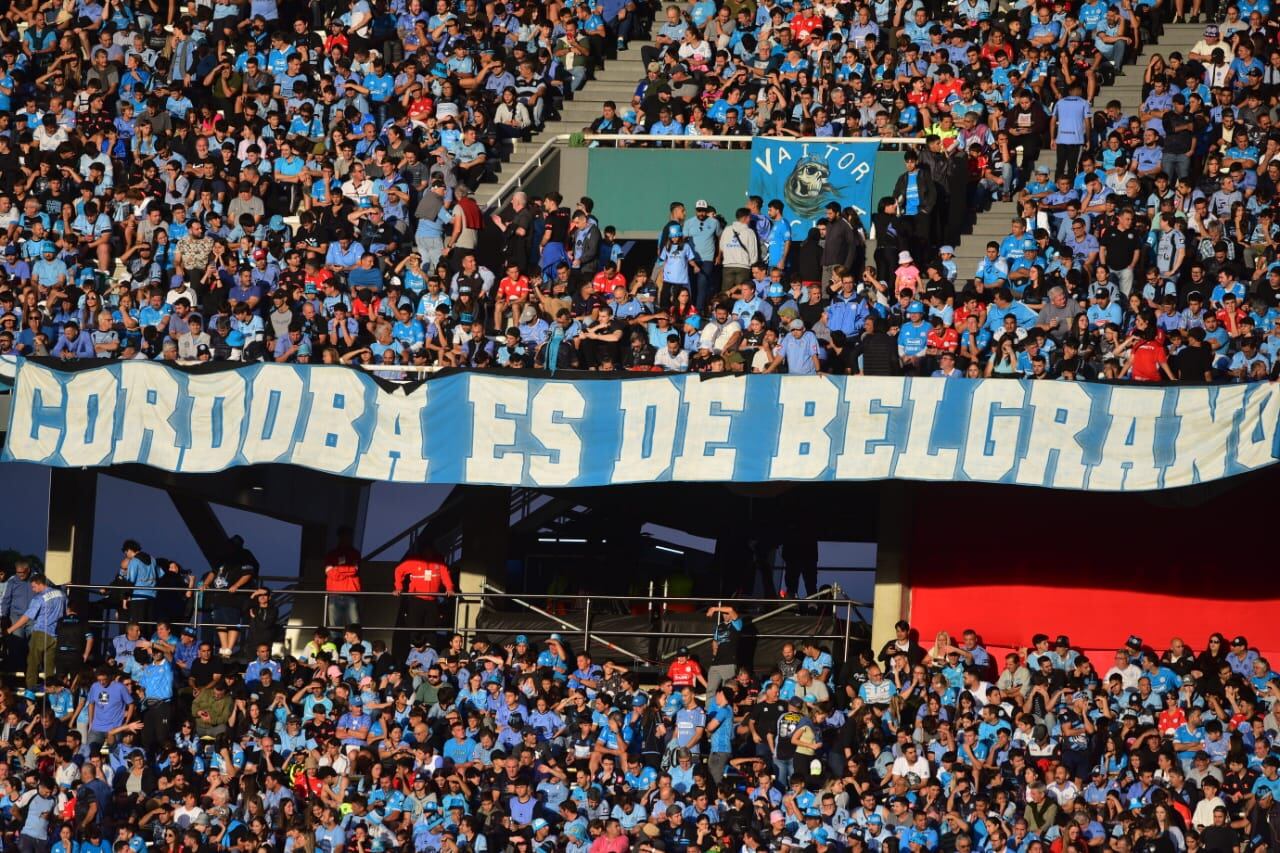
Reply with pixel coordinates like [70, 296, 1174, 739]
[1036, 286, 1081, 344]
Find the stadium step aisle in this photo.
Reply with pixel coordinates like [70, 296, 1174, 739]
[949, 22, 1204, 277]
[474, 43, 652, 209]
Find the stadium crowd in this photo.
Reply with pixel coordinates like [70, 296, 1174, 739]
[3, 544, 1280, 853]
[0, 0, 1275, 383]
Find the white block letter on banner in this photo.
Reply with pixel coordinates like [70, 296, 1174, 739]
[62, 368, 121, 467]
[892, 380, 958, 479]
[528, 383, 586, 486]
[770, 377, 838, 480]
[7, 364, 65, 462]
[962, 380, 1026, 482]
[835, 377, 903, 479]
[181, 371, 248, 473]
[115, 364, 182, 468]
[466, 375, 528, 484]
[356, 385, 429, 482]
[1014, 381, 1092, 488]
[1090, 388, 1163, 490]
[296, 368, 367, 473]
[242, 367, 305, 464]
[673, 377, 746, 481]
[1164, 385, 1242, 486]
[1235, 382, 1280, 471]
[615, 378, 680, 483]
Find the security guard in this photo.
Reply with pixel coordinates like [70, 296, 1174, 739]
[136, 645, 175, 751]
[55, 599, 94, 678]
[5, 573, 66, 689]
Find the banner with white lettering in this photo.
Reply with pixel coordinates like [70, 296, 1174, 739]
[748, 138, 877, 237]
[3, 361, 1279, 491]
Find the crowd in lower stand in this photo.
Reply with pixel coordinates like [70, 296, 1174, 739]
[2, 540, 1280, 853]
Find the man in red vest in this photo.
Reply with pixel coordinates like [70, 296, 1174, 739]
[393, 544, 456, 655]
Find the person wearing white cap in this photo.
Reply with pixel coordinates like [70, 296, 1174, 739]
[894, 250, 921, 297]
[537, 633, 569, 681]
[685, 199, 722, 309]
[937, 246, 957, 281]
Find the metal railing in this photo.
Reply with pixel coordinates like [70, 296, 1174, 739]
[61, 582, 869, 668]
[485, 132, 926, 213]
[580, 133, 928, 146]
[487, 133, 572, 212]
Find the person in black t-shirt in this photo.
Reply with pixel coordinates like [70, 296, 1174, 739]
[187, 641, 225, 693]
[1172, 327, 1214, 383]
[200, 535, 259, 658]
[750, 681, 786, 764]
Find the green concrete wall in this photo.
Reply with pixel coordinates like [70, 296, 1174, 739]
[586, 149, 751, 237]
[585, 146, 907, 238]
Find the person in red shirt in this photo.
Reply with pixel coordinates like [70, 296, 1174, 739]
[393, 546, 456, 654]
[592, 265, 625, 295]
[1125, 325, 1175, 382]
[926, 317, 959, 357]
[980, 31, 1014, 66]
[496, 261, 530, 329]
[588, 819, 631, 853]
[927, 65, 963, 114]
[790, 6, 824, 44]
[323, 526, 362, 629]
[1216, 292, 1245, 337]
[666, 646, 706, 689]
[954, 295, 985, 329]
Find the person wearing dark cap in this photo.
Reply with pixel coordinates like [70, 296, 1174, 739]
[1050, 636, 1078, 670]
[1226, 636, 1258, 676]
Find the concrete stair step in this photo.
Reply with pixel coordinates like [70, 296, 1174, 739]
[590, 70, 647, 84]
[479, 42, 661, 208]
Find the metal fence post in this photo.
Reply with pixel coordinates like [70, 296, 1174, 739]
[582, 597, 592, 658]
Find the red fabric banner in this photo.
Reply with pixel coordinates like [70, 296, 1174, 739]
[904, 475, 1280, 663]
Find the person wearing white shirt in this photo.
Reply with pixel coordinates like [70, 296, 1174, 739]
[655, 335, 689, 371]
[890, 743, 931, 784]
[698, 304, 742, 355]
[1105, 650, 1143, 690]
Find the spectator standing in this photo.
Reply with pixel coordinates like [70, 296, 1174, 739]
[705, 604, 744, 696]
[4, 573, 65, 689]
[1, 560, 34, 670]
[119, 540, 158, 628]
[323, 526, 362, 629]
[820, 203, 858, 288]
[393, 545, 456, 654]
[718, 208, 760, 295]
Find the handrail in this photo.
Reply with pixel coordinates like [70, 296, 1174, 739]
[483, 132, 922, 215]
[580, 133, 928, 145]
[485, 133, 572, 213]
[64, 583, 868, 607]
[359, 488, 463, 563]
[666, 585, 846, 659]
[482, 580, 653, 662]
[63, 582, 867, 667]
[360, 487, 549, 564]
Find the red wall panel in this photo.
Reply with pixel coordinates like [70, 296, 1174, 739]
[904, 474, 1280, 662]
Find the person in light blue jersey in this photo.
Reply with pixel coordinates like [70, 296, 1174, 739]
[1052, 82, 1091, 181]
[6, 573, 65, 689]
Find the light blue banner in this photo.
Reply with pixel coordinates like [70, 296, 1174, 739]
[3, 361, 1279, 492]
[748, 138, 877, 238]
